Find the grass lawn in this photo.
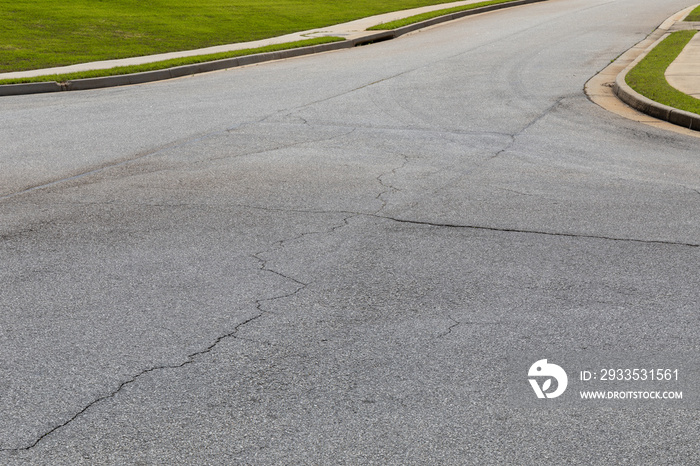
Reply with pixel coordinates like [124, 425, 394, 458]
[685, 5, 700, 22]
[626, 30, 700, 116]
[368, 0, 519, 30]
[0, 0, 456, 73]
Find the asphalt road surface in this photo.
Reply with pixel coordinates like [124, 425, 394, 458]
[1, 0, 699, 463]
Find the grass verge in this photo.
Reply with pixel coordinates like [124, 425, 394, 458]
[0, 0, 455, 73]
[367, 0, 520, 30]
[0, 37, 344, 85]
[685, 6, 700, 22]
[625, 30, 700, 116]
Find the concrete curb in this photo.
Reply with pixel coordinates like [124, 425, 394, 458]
[0, 0, 546, 96]
[612, 9, 700, 132]
[0, 81, 64, 96]
[614, 71, 700, 131]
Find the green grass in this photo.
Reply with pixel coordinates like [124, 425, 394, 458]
[626, 30, 700, 116]
[0, 37, 343, 85]
[685, 6, 700, 22]
[367, 0, 520, 30]
[0, 0, 458, 73]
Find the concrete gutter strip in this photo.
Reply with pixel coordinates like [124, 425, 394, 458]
[0, 0, 547, 96]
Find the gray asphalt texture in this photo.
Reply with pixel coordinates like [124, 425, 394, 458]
[1, 0, 700, 463]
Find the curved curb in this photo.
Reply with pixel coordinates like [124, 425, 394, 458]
[614, 71, 700, 131]
[612, 10, 700, 132]
[0, 0, 547, 97]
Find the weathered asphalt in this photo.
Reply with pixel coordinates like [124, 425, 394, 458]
[1, 0, 699, 463]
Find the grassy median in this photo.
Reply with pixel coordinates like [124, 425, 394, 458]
[626, 30, 700, 116]
[685, 6, 700, 22]
[367, 0, 520, 30]
[0, 0, 459, 73]
[0, 37, 344, 85]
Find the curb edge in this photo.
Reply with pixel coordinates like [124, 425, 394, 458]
[612, 9, 700, 132]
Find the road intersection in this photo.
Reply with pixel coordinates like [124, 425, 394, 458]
[1, 0, 699, 463]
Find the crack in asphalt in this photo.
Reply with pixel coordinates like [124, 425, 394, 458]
[140, 202, 698, 249]
[437, 317, 502, 338]
[490, 96, 568, 161]
[437, 315, 461, 338]
[682, 185, 700, 197]
[0, 219, 57, 242]
[418, 96, 573, 199]
[3, 209, 696, 451]
[158, 201, 700, 249]
[0, 311, 264, 453]
[377, 215, 700, 248]
[0, 215, 354, 452]
[7, 199, 696, 251]
[375, 152, 410, 214]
